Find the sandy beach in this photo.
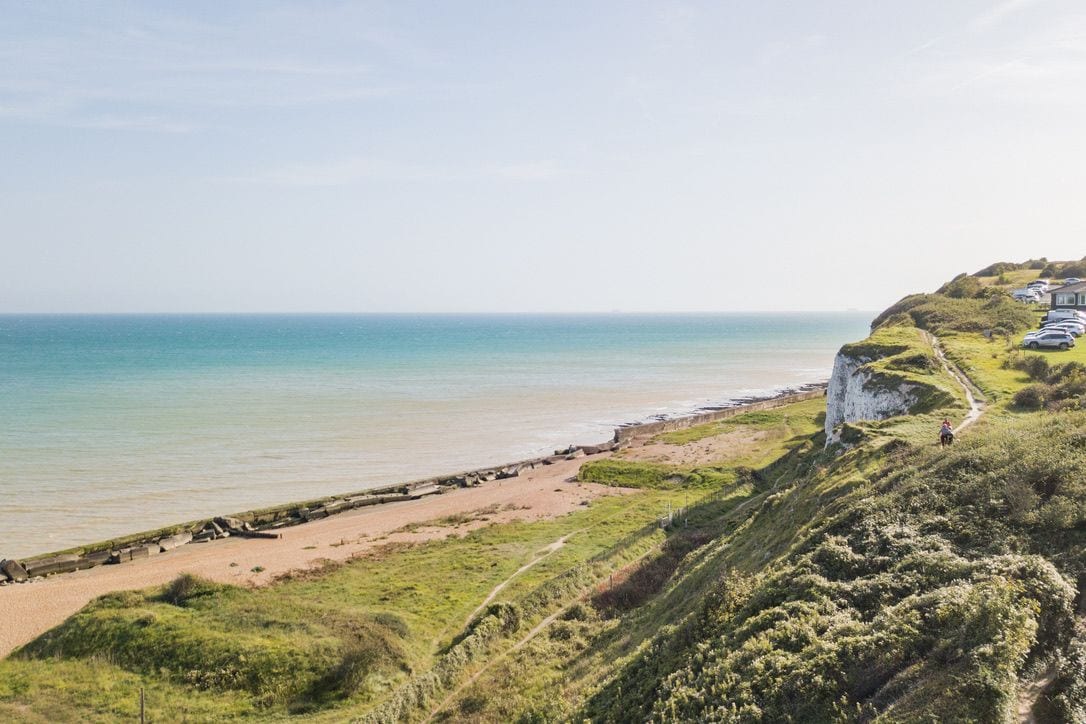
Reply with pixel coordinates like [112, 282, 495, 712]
[0, 454, 627, 659]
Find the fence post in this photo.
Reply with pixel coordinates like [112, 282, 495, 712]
[140, 686, 145, 723]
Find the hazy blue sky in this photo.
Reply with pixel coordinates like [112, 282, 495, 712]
[2, 1, 1085, 312]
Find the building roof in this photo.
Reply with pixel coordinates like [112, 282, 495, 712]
[1049, 281, 1086, 295]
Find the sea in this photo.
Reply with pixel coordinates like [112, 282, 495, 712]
[0, 313, 870, 558]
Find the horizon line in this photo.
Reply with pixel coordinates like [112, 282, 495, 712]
[0, 309, 878, 316]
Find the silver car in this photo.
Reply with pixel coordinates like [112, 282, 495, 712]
[1043, 322, 1086, 336]
[1023, 331, 1076, 350]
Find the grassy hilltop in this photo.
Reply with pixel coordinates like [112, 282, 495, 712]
[5, 261, 1086, 722]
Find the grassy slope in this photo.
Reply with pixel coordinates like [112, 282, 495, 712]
[425, 273, 1086, 722]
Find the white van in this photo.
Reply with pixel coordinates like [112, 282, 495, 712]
[1045, 309, 1086, 323]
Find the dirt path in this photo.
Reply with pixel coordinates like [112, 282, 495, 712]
[464, 530, 579, 627]
[928, 332, 985, 434]
[1017, 665, 1056, 723]
[427, 606, 568, 722]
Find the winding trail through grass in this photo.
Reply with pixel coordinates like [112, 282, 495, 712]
[428, 605, 570, 722]
[927, 332, 985, 434]
[463, 530, 581, 628]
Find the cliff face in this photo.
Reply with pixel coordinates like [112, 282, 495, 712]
[823, 349, 921, 443]
[822, 326, 958, 445]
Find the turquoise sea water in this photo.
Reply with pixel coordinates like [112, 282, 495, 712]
[0, 313, 870, 558]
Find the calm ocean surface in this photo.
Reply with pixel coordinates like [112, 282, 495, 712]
[0, 313, 869, 558]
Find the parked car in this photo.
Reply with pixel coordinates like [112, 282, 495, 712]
[1026, 280, 1049, 291]
[1022, 331, 1076, 350]
[1043, 315, 1085, 326]
[1044, 309, 1086, 323]
[1012, 288, 1041, 302]
[1044, 324, 1084, 337]
[1063, 278, 1082, 285]
[1043, 320, 1086, 333]
[1043, 316, 1086, 327]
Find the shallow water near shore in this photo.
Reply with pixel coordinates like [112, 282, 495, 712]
[0, 312, 869, 558]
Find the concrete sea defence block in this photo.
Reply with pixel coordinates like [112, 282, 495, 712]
[83, 550, 112, 567]
[303, 507, 329, 521]
[25, 554, 84, 578]
[158, 532, 193, 551]
[371, 494, 415, 504]
[214, 516, 246, 532]
[408, 485, 442, 499]
[112, 545, 156, 563]
[1, 559, 29, 582]
[231, 529, 281, 539]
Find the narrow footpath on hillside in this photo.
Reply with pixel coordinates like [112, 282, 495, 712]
[926, 332, 985, 433]
[462, 530, 580, 628]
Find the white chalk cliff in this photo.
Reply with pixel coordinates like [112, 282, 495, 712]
[824, 349, 922, 444]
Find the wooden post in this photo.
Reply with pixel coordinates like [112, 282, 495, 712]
[139, 687, 145, 724]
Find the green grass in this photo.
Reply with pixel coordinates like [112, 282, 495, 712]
[0, 658, 257, 722]
[576, 459, 736, 490]
[871, 291, 1034, 336]
[653, 396, 825, 447]
[974, 267, 1048, 288]
[940, 328, 1086, 411]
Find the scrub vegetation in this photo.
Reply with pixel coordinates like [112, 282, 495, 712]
[4, 261, 1086, 722]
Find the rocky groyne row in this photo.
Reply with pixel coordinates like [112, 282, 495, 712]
[0, 441, 622, 586]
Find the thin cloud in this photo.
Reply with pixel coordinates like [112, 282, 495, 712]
[904, 7, 1086, 104]
[228, 158, 442, 187]
[489, 160, 568, 181]
[0, 6, 420, 133]
[970, 0, 1044, 30]
[230, 158, 570, 187]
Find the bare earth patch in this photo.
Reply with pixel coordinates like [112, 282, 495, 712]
[619, 428, 768, 467]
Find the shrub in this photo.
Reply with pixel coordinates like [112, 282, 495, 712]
[938, 273, 986, 299]
[157, 574, 228, 607]
[871, 292, 1033, 334]
[1017, 355, 1051, 382]
[1013, 384, 1048, 410]
[973, 259, 1047, 276]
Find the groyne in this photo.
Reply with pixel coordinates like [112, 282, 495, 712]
[0, 384, 825, 585]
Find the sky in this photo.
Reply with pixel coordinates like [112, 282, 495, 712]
[2, 0, 1085, 313]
